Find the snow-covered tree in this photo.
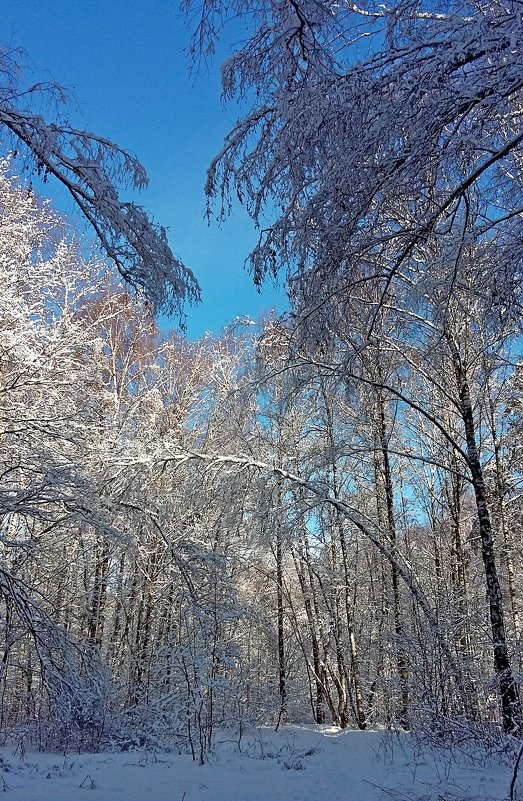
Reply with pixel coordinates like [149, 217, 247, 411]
[0, 161, 117, 744]
[182, 0, 523, 733]
[192, 0, 523, 313]
[0, 47, 199, 317]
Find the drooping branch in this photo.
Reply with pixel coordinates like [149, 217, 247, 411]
[0, 52, 200, 318]
[128, 445, 473, 706]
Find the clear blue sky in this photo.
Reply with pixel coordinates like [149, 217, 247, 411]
[2, 1, 286, 338]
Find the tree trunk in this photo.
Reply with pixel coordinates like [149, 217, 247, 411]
[446, 446, 479, 718]
[487, 392, 521, 640]
[448, 334, 521, 732]
[322, 385, 367, 729]
[87, 537, 110, 647]
[275, 490, 287, 729]
[293, 548, 327, 723]
[375, 387, 410, 730]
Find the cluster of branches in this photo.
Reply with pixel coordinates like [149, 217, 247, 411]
[2, 154, 523, 754]
[3, 0, 523, 755]
[180, 0, 523, 735]
[196, 0, 523, 309]
[0, 45, 200, 317]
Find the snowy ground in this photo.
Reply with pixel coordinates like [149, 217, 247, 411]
[0, 725, 516, 801]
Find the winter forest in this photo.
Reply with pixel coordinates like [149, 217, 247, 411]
[2, 0, 523, 798]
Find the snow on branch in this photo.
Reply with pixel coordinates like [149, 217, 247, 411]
[0, 49, 200, 318]
[113, 443, 469, 701]
[0, 566, 105, 712]
[190, 0, 523, 304]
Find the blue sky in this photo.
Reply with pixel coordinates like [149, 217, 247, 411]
[3, 1, 286, 338]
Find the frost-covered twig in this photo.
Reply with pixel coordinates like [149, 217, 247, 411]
[0, 48, 200, 317]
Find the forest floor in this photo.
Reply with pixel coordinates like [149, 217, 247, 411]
[0, 724, 516, 800]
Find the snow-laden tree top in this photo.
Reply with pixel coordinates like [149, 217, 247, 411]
[0, 45, 200, 319]
[188, 0, 523, 315]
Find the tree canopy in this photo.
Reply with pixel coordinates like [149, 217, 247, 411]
[0, 45, 200, 318]
[196, 0, 523, 324]
[1, 0, 523, 755]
